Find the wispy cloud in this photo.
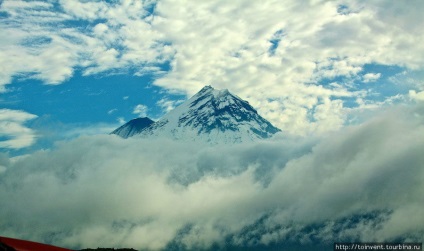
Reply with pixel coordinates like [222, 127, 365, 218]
[107, 108, 118, 115]
[133, 104, 148, 117]
[157, 98, 184, 114]
[363, 73, 381, 83]
[1, 104, 423, 250]
[0, 109, 38, 149]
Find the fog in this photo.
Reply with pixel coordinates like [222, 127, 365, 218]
[1, 105, 423, 250]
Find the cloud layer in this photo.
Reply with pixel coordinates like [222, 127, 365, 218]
[1, 104, 423, 250]
[151, 0, 424, 134]
[1, 0, 424, 137]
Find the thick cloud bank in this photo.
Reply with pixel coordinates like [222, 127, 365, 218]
[1, 105, 424, 250]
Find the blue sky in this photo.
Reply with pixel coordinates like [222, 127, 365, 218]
[1, 0, 424, 153]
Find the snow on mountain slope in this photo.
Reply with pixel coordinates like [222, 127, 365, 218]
[112, 86, 281, 143]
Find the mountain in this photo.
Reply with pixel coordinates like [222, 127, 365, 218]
[112, 86, 281, 143]
[111, 117, 154, 138]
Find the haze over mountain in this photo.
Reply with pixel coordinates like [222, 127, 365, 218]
[112, 86, 281, 143]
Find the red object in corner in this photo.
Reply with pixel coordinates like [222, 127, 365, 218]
[0, 236, 73, 251]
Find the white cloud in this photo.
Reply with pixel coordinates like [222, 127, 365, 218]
[93, 23, 109, 35]
[157, 98, 184, 114]
[363, 73, 381, 83]
[133, 104, 148, 117]
[107, 108, 118, 115]
[59, 0, 108, 20]
[1, 0, 424, 136]
[150, 0, 424, 135]
[0, 105, 423, 250]
[117, 117, 126, 124]
[409, 90, 424, 101]
[312, 97, 345, 133]
[0, 109, 38, 149]
[0, 0, 169, 88]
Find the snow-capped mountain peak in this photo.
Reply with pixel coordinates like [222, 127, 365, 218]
[112, 86, 281, 143]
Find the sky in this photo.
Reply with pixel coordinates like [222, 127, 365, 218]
[1, 0, 424, 250]
[0, 0, 423, 152]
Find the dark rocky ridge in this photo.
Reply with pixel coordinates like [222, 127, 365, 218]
[111, 117, 154, 138]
